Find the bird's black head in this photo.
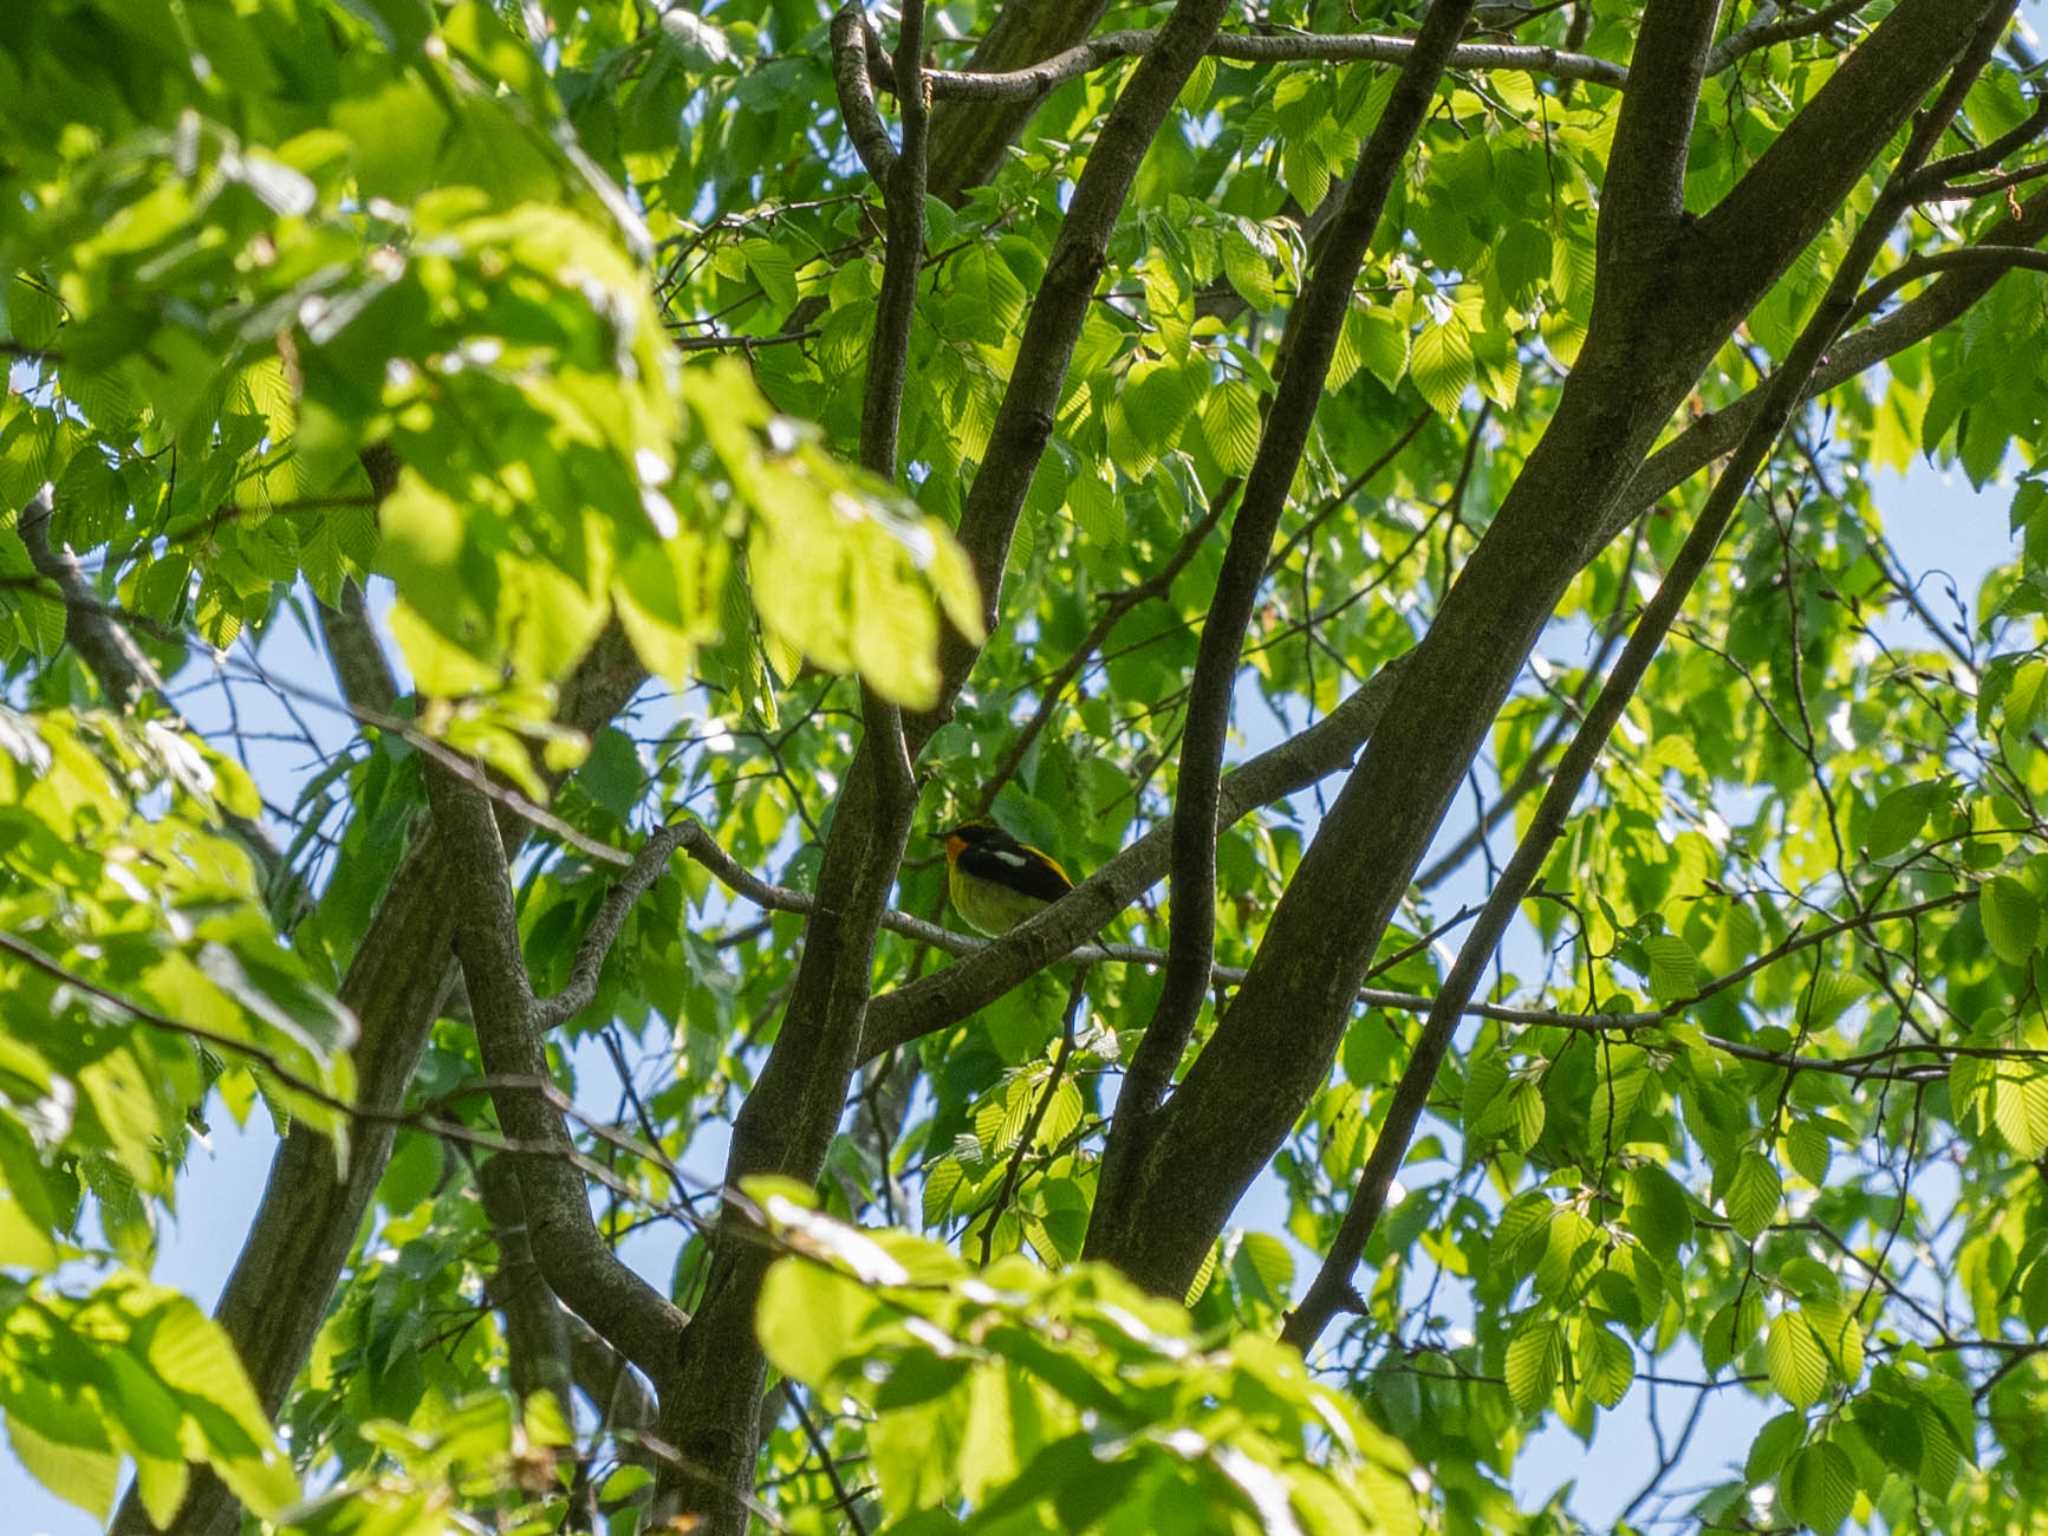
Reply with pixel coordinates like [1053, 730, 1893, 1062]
[938, 819, 1011, 855]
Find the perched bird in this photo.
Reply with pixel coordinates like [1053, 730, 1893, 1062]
[939, 820, 1075, 936]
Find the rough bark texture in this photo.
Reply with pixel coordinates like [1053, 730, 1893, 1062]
[1085, 0, 2004, 1297]
[659, 5, 1236, 1526]
[127, 0, 2048, 1528]
[120, 604, 649, 1536]
[145, 2, 1127, 1524]
[1098, 0, 1481, 1243]
[923, 1, 1112, 199]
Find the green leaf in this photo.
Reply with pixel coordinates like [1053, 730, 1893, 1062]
[1701, 1291, 1764, 1375]
[1992, 1066, 2048, 1157]
[1865, 780, 1944, 859]
[757, 1258, 878, 1385]
[1745, 1410, 1806, 1485]
[2023, 1259, 2048, 1334]
[1785, 1118, 1831, 1187]
[1353, 308, 1408, 392]
[1410, 319, 1473, 418]
[1184, 1242, 1222, 1308]
[1235, 1231, 1294, 1305]
[741, 238, 798, 315]
[1504, 1316, 1560, 1412]
[1641, 935, 1698, 1002]
[1495, 223, 1553, 304]
[923, 1156, 964, 1229]
[1783, 1441, 1856, 1533]
[1724, 1150, 1782, 1243]
[1504, 1079, 1546, 1151]
[1580, 1322, 1634, 1409]
[1067, 472, 1124, 548]
[1588, 1043, 1649, 1152]
[1624, 1164, 1695, 1262]
[1202, 380, 1263, 476]
[1222, 225, 1277, 311]
[1282, 139, 1331, 213]
[1765, 1310, 1829, 1409]
[1982, 875, 2040, 965]
[5, 1414, 119, 1521]
[1799, 1297, 1863, 1387]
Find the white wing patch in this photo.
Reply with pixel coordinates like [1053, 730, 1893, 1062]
[992, 847, 1029, 867]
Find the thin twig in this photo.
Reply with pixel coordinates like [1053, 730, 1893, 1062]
[977, 969, 1089, 1266]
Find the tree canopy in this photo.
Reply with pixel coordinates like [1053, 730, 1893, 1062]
[5, 0, 2048, 1532]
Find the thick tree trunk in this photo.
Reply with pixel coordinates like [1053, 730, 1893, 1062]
[1085, 0, 2002, 1296]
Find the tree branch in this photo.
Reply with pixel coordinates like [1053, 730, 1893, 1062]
[423, 761, 688, 1386]
[316, 578, 400, 718]
[861, 654, 1412, 1060]
[18, 485, 160, 708]
[1283, 12, 2000, 1352]
[475, 1153, 576, 1418]
[830, 7, 900, 186]
[659, 2, 1256, 1525]
[1597, 0, 1723, 274]
[1703, 0, 1873, 74]
[973, 476, 1236, 817]
[162, 0, 1110, 1524]
[1613, 184, 2048, 541]
[1077, 0, 2015, 1307]
[17, 486, 304, 917]
[1693, 0, 2008, 324]
[942, 0, 1235, 668]
[977, 969, 1088, 1266]
[1101, 0, 1479, 1237]
[873, 26, 1628, 100]
[535, 823, 692, 1031]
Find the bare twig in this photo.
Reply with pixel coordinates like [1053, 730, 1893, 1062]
[867, 25, 1628, 100]
[977, 968, 1088, 1266]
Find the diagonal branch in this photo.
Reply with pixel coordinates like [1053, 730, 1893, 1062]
[18, 485, 161, 708]
[1101, 0, 1480, 1232]
[941, 0, 1236, 668]
[18, 486, 302, 912]
[972, 477, 1236, 817]
[1703, 0, 1873, 73]
[861, 653, 1412, 1060]
[535, 823, 692, 1030]
[1691, 0, 2009, 324]
[1609, 188, 2048, 552]
[423, 761, 688, 1386]
[1282, 7, 2007, 1353]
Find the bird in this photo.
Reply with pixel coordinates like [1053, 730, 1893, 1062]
[938, 819, 1075, 937]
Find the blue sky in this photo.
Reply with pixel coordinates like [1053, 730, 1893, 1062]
[4, 447, 2024, 1534]
[11, 0, 2048, 1511]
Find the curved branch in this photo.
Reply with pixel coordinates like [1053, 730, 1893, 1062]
[830, 7, 900, 189]
[536, 823, 692, 1030]
[424, 761, 688, 1386]
[1104, 0, 1480, 1236]
[861, 652, 1412, 1060]
[877, 26, 1628, 100]
[1284, 13, 2003, 1351]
